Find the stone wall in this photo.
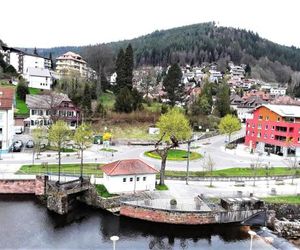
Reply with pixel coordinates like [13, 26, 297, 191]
[120, 204, 217, 225]
[0, 176, 45, 195]
[266, 203, 300, 220]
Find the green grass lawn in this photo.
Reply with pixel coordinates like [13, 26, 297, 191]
[164, 167, 298, 177]
[17, 163, 103, 177]
[263, 195, 300, 204]
[99, 92, 115, 110]
[155, 184, 169, 191]
[95, 184, 118, 198]
[145, 149, 202, 161]
[15, 87, 41, 115]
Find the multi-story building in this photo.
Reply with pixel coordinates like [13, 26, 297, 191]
[245, 104, 300, 157]
[1, 46, 51, 74]
[24, 67, 52, 90]
[56, 52, 88, 78]
[0, 87, 15, 152]
[25, 93, 80, 130]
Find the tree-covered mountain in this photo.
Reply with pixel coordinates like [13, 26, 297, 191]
[8, 22, 300, 83]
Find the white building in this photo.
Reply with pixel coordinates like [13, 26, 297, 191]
[209, 70, 222, 83]
[24, 67, 52, 90]
[270, 87, 287, 96]
[0, 88, 15, 151]
[102, 159, 158, 194]
[56, 51, 88, 78]
[1, 46, 51, 74]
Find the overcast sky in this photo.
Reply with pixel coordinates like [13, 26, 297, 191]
[1, 0, 300, 48]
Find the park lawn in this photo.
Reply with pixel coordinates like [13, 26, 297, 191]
[145, 149, 202, 161]
[155, 184, 169, 191]
[100, 148, 118, 153]
[263, 195, 300, 204]
[17, 163, 103, 177]
[110, 123, 158, 140]
[99, 92, 115, 110]
[164, 167, 297, 177]
[95, 184, 118, 198]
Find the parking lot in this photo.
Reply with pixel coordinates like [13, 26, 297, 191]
[12, 133, 34, 153]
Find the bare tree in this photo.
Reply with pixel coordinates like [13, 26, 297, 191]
[284, 156, 299, 185]
[251, 156, 263, 187]
[202, 154, 215, 187]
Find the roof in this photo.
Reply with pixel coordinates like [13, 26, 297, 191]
[254, 104, 300, 118]
[27, 67, 51, 77]
[270, 96, 300, 106]
[26, 93, 72, 109]
[56, 51, 86, 64]
[0, 87, 14, 110]
[1, 45, 51, 60]
[102, 159, 158, 176]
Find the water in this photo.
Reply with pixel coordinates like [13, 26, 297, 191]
[0, 196, 278, 249]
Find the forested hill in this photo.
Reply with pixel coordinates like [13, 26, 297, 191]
[11, 22, 300, 82]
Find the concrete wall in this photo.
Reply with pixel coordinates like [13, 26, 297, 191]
[0, 176, 45, 195]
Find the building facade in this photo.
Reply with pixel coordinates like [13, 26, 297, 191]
[24, 67, 52, 90]
[56, 52, 88, 78]
[25, 93, 80, 130]
[0, 88, 15, 152]
[245, 104, 300, 157]
[102, 159, 158, 193]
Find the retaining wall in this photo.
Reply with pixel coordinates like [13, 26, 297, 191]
[0, 176, 45, 195]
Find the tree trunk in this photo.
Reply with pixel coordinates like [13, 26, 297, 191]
[159, 153, 168, 186]
[58, 146, 61, 184]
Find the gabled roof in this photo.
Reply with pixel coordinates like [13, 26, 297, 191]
[253, 104, 300, 118]
[0, 87, 14, 110]
[102, 159, 158, 176]
[27, 67, 51, 77]
[26, 93, 71, 109]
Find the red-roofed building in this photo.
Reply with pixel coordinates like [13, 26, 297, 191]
[0, 87, 15, 151]
[102, 159, 158, 193]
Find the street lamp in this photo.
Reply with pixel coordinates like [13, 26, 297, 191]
[248, 230, 257, 250]
[110, 235, 119, 250]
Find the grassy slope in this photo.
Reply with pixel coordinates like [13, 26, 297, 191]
[15, 87, 41, 115]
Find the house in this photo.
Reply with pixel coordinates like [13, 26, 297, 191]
[270, 87, 287, 96]
[25, 93, 80, 130]
[102, 159, 158, 193]
[209, 70, 222, 83]
[0, 46, 51, 74]
[56, 51, 88, 78]
[236, 96, 265, 122]
[24, 67, 52, 90]
[270, 96, 300, 106]
[0, 87, 15, 151]
[245, 104, 300, 157]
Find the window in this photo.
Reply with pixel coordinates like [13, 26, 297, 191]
[298, 138, 300, 143]
[0, 128, 2, 134]
[143, 177, 146, 181]
[259, 115, 263, 120]
[266, 116, 269, 121]
[123, 178, 126, 182]
[265, 125, 268, 130]
[277, 117, 281, 122]
[137, 177, 140, 181]
[272, 126, 275, 130]
[64, 102, 69, 107]
[264, 134, 267, 139]
[258, 124, 261, 129]
[252, 124, 255, 128]
[130, 177, 133, 182]
[271, 134, 274, 139]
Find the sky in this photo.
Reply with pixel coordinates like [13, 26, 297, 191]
[1, 0, 300, 48]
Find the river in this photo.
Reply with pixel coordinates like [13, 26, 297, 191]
[0, 195, 285, 249]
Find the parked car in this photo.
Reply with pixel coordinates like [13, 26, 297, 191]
[26, 140, 34, 148]
[12, 140, 23, 152]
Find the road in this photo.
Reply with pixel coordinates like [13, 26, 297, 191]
[0, 129, 294, 172]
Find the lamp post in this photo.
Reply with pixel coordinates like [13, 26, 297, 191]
[110, 235, 119, 250]
[248, 230, 257, 250]
[186, 140, 191, 185]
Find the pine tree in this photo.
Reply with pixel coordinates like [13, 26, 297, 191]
[216, 82, 231, 117]
[124, 44, 134, 90]
[16, 81, 29, 101]
[49, 52, 54, 69]
[81, 84, 92, 114]
[114, 87, 134, 113]
[33, 47, 38, 56]
[115, 48, 126, 93]
[163, 63, 184, 106]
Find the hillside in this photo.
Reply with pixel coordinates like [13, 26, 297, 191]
[8, 22, 300, 83]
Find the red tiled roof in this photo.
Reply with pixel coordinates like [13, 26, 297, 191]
[0, 87, 14, 110]
[102, 159, 159, 176]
